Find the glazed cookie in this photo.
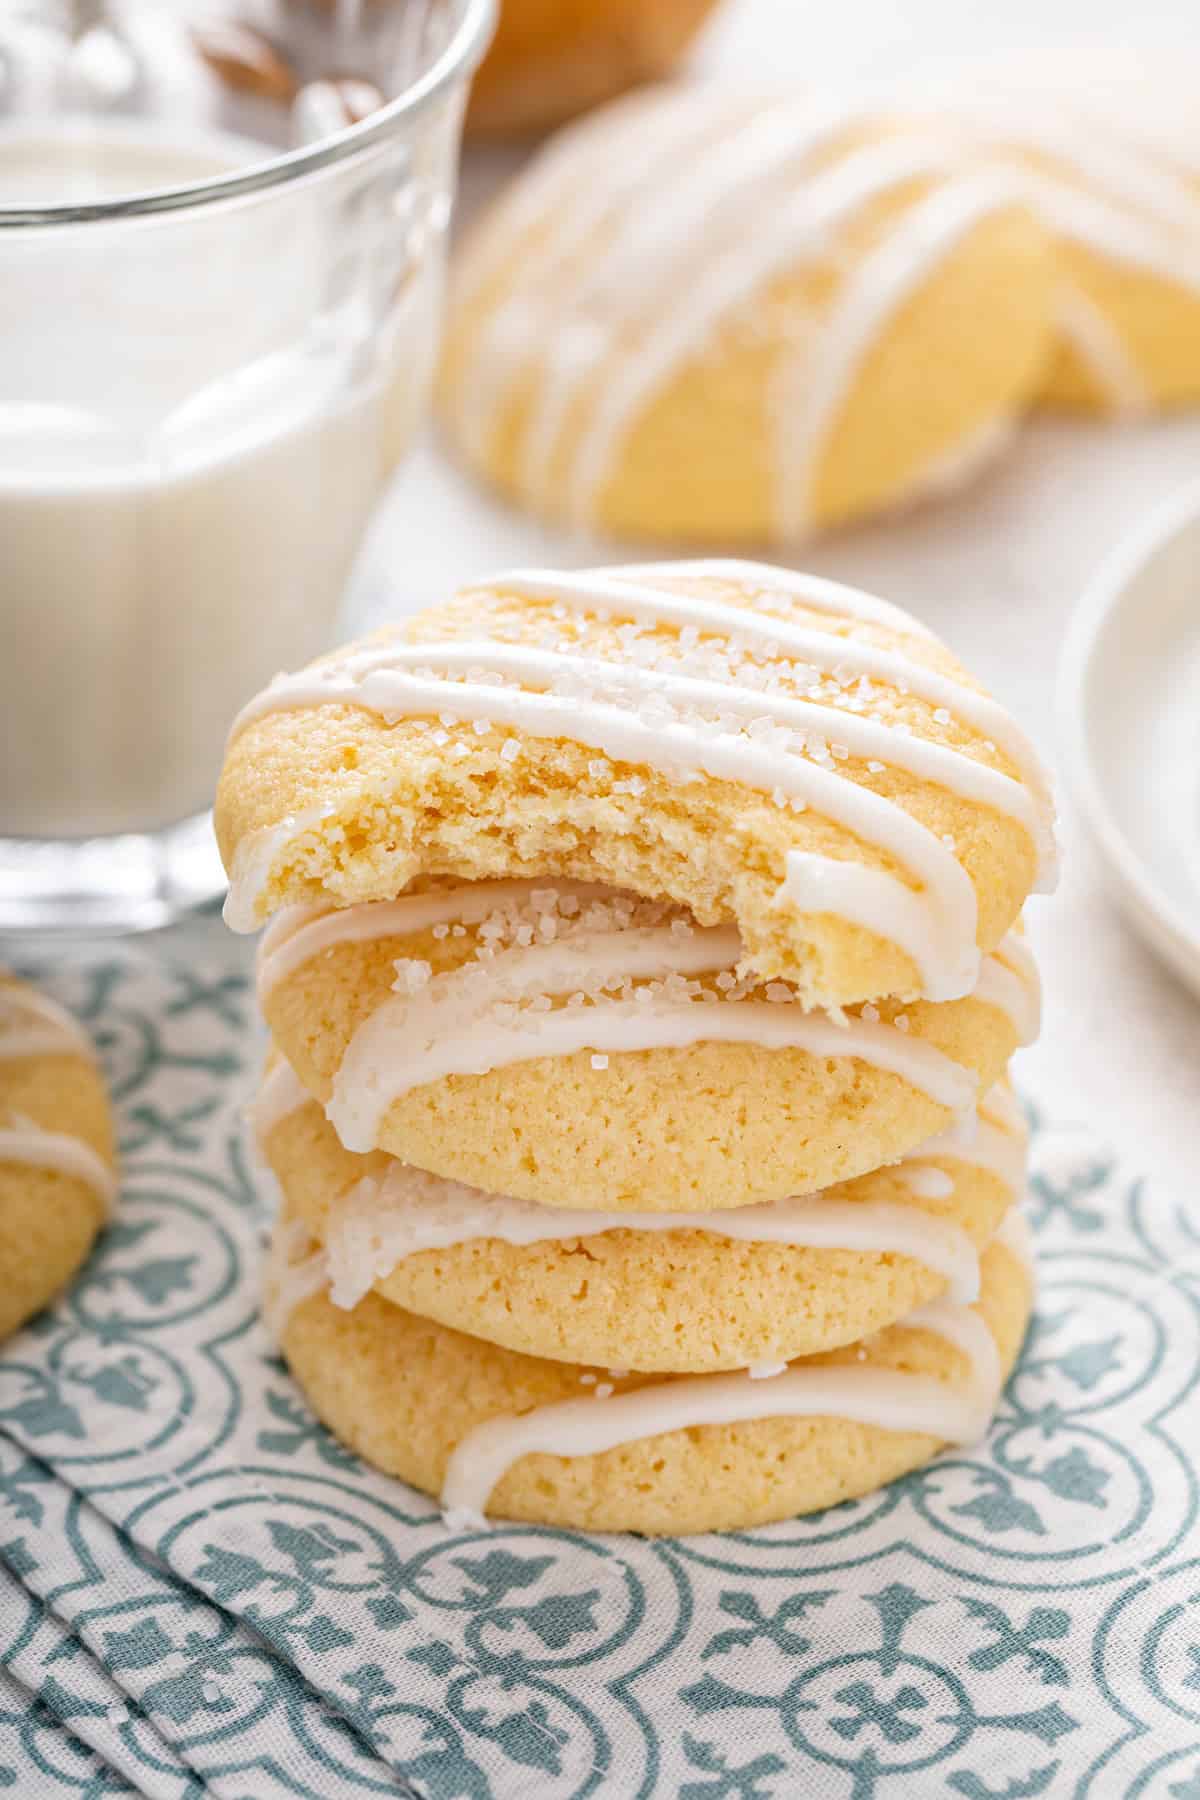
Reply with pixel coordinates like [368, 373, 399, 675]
[261, 1066, 1027, 1371]
[438, 88, 1053, 541]
[252, 881, 1038, 1207]
[217, 561, 1057, 1012]
[933, 62, 1200, 413]
[0, 975, 117, 1343]
[466, 0, 721, 137]
[269, 1219, 1033, 1534]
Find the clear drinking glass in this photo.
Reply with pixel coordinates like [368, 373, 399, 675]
[0, 0, 493, 931]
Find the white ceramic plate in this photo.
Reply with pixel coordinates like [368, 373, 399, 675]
[1059, 478, 1200, 999]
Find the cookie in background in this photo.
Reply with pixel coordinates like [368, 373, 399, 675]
[0, 974, 117, 1343]
[465, 0, 723, 137]
[438, 90, 1055, 543]
[926, 57, 1200, 416]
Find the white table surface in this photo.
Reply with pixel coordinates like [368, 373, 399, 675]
[193, 0, 1200, 1207]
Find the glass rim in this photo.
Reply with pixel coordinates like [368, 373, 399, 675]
[0, 0, 496, 229]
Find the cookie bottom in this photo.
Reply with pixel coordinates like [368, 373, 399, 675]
[273, 1228, 1032, 1535]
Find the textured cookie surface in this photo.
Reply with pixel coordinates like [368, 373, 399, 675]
[276, 1232, 1032, 1535]
[263, 1070, 1026, 1370]
[440, 88, 1053, 541]
[0, 975, 117, 1343]
[255, 882, 1037, 1206]
[217, 562, 1055, 1013]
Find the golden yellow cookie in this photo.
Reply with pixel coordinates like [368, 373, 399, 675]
[0, 975, 117, 1343]
[466, 0, 721, 138]
[272, 1224, 1033, 1534]
[216, 561, 1056, 1013]
[253, 881, 1035, 1207]
[928, 60, 1200, 414]
[1038, 245, 1200, 414]
[262, 1066, 1025, 1370]
[438, 88, 1053, 541]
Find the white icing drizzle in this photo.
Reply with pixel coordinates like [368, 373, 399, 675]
[977, 1080, 1026, 1140]
[780, 853, 975, 1001]
[234, 566, 1048, 808]
[933, 1106, 983, 1152]
[478, 571, 1050, 808]
[436, 923, 739, 1004]
[557, 99, 867, 317]
[993, 1206, 1036, 1285]
[990, 929, 1037, 989]
[898, 1165, 955, 1200]
[222, 806, 334, 935]
[239, 661, 982, 1002]
[0, 987, 112, 1215]
[0, 1125, 116, 1217]
[923, 1120, 1028, 1196]
[912, 1087, 1029, 1196]
[451, 84, 739, 318]
[227, 565, 1056, 985]
[327, 934, 977, 1152]
[261, 1216, 327, 1350]
[455, 89, 764, 459]
[955, 95, 1200, 291]
[972, 934, 1041, 1045]
[1090, 105, 1200, 182]
[317, 1162, 983, 1312]
[537, 137, 967, 522]
[917, 81, 1200, 406]
[288, 639, 1039, 841]
[255, 1067, 1029, 1327]
[992, 109, 1200, 236]
[0, 987, 94, 1063]
[439, 1289, 1003, 1520]
[903, 1294, 1002, 1399]
[772, 174, 1019, 538]
[255, 899, 329, 963]
[253, 886, 1027, 1177]
[1030, 175, 1200, 290]
[1055, 291, 1148, 416]
[254, 1060, 313, 1141]
[256, 879, 616, 1003]
[259, 889, 1035, 1099]
[605, 558, 940, 640]
[252, 634, 1044, 1004]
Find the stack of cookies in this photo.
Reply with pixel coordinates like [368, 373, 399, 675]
[216, 559, 1051, 1535]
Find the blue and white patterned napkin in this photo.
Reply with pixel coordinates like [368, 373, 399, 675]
[2, 932, 1198, 1799]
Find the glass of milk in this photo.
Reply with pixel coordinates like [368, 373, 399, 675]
[0, 0, 493, 931]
